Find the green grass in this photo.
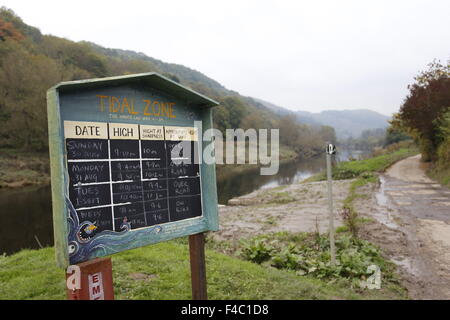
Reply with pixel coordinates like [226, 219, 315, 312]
[0, 238, 405, 300]
[339, 175, 378, 237]
[267, 191, 297, 204]
[427, 165, 450, 188]
[305, 147, 418, 182]
[343, 175, 378, 207]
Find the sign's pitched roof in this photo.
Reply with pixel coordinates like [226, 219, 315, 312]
[51, 72, 219, 108]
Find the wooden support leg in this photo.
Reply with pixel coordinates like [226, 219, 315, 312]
[189, 232, 207, 300]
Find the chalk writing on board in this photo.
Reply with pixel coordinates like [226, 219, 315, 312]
[64, 121, 202, 237]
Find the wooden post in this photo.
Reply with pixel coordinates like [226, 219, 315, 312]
[66, 257, 114, 300]
[189, 233, 207, 300]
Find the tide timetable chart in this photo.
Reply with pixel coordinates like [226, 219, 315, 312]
[65, 122, 202, 235]
[47, 73, 219, 267]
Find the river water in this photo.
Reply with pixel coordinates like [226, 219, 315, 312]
[0, 150, 363, 255]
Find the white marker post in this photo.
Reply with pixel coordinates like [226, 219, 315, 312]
[326, 143, 336, 265]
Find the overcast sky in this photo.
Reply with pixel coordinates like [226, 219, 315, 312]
[3, 0, 450, 115]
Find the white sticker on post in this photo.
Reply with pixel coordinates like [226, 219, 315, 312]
[88, 272, 105, 300]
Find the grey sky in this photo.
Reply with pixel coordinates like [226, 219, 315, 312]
[3, 0, 450, 116]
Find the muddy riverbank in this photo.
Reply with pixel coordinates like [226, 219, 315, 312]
[215, 154, 450, 299]
[0, 150, 49, 189]
[213, 180, 350, 243]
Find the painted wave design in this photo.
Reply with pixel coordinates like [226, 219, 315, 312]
[65, 197, 162, 264]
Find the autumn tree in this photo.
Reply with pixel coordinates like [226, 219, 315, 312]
[0, 18, 24, 41]
[397, 59, 450, 161]
[0, 40, 61, 150]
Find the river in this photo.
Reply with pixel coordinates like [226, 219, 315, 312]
[0, 149, 364, 255]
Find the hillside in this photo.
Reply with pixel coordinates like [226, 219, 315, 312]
[0, 7, 334, 159]
[85, 42, 230, 95]
[303, 109, 390, 139]
[255, 98, 390, 139]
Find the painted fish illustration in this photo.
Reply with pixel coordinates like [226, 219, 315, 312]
[77, 222, 98, 242]
[84, 223, 98, 234]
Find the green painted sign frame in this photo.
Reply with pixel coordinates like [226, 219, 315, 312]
[47, 73, 219, 268]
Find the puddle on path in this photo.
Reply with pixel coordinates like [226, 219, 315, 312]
[391, 256, 421, 277]
[374, 176, 400, 230]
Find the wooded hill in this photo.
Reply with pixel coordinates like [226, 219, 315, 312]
[254, 97, 390, 139]
[0, 7, 335, 158]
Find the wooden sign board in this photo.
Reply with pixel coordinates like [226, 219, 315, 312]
[47, 73, 219, 268]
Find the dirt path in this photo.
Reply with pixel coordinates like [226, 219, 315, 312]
[370, 154, 450, 299]
[215, 154, 450, 299]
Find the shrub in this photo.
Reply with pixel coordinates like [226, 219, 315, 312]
[339, 207, 359, 238]
[239, 237, 274, 264]
[239, 232, 397, 284]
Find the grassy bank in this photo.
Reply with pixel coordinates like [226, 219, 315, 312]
[0, 238, 405, 300]
[304, 146, 419, 183]
[427, 165, 450, 188]
[0, 148, 50, 188]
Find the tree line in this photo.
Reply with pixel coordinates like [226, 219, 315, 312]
[392, 59, 449, 173]
[0, 7, 334, 157]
